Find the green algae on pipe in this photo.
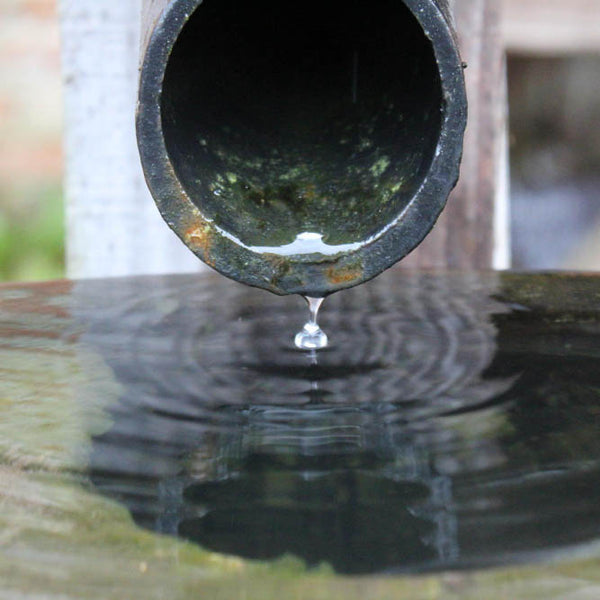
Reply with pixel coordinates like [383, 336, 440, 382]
[137, 0, 467, 295]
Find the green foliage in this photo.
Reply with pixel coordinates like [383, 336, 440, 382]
[0, 184, 65, 282]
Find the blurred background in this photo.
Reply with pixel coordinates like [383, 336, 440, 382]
[0, 0, 63, 281]
[0, 0, 599, 281]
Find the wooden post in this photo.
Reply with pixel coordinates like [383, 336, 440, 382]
[403, 0, 510, 269]
[60, 0, 508, 278]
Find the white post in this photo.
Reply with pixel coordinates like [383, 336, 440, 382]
[59, 0, 203, 278]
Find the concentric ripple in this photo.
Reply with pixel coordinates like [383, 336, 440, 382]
[74, 270, 600, 574]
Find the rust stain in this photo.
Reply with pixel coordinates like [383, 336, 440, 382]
[326, 263, 363, 286]
[260, 253, 291, 289]
[263, 254, 291, 275]
[185, 224, 215, 268]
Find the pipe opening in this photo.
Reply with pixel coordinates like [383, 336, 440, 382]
[162, 0, 443, 248]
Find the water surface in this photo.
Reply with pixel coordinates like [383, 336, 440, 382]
[2, 271, 600, 597]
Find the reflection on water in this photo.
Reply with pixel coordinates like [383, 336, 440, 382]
[178, 403, 460, 574]
[75, 271, 600, 575]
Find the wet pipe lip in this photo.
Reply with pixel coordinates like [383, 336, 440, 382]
[137, 0, 467, 297]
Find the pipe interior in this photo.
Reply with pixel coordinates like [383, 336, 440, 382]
[161, 0, 443, 248]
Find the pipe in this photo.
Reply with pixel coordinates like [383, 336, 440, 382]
[137, 0, 467, 296]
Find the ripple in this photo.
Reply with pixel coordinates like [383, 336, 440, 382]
[75, 270, 600, 574]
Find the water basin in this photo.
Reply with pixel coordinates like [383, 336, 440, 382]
[2, 270, 600, 597]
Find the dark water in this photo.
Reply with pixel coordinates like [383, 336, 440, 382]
[79, 270, 600, 575]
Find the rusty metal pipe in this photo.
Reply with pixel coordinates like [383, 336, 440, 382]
[138, 0, 467, 295]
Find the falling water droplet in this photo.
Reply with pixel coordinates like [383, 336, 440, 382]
[294, 296, 329, 350]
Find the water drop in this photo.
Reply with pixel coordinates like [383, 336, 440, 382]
[294, 296, 329, 350]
